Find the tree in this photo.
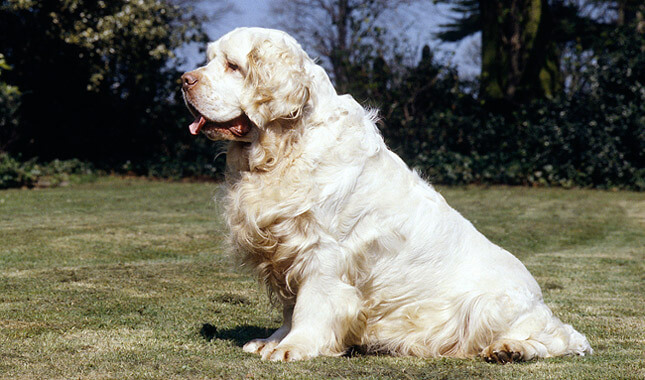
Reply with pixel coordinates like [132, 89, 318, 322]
[0, 53, 20, 152]
[437, 0, 563, 103]
[435, 0, 480, 43]
[435, 0, 623, 104]
[0, 0, 213, 166]
[480, 0, 562, 104]
[270, 0, 416, 92]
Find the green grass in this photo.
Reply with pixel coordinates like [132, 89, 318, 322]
[1, 178, 643, 379]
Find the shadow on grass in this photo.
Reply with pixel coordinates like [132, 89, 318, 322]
[200, 323, 373, 359]
[200, 323, 273, 347]
[199, 324, 499, 377]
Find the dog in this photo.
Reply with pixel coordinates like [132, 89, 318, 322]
[181, 27, 592, 363]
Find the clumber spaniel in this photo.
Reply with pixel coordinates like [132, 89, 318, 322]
[181, 27, 592, 363]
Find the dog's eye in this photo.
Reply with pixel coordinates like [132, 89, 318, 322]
[227, 61, 239, 72]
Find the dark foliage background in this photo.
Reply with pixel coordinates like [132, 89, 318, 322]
[0, 0, 221, 185]
[0, 0, 643, 189]
[369, 23, 644, 189]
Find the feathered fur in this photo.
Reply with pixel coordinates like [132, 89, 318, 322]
[182, 27, 592, 362]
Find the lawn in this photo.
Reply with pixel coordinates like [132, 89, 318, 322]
[0, 177, 643, 379]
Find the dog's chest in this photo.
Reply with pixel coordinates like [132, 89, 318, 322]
[226, 173, 318, 268]
[225, 175, 322, 299]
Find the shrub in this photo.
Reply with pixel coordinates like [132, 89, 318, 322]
[367, 24, 644, 190]
[0, 154, 97, 189]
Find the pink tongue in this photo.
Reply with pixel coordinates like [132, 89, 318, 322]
[189, 116, 206, 135]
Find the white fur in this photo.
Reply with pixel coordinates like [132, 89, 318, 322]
[183, 27, 592, 362]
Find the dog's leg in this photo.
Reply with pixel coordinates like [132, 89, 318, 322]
[263, 274, 362, 361]
[481, 303, 592, 363]
[243, 305, 293, 356]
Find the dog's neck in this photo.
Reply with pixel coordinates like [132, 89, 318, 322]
[225, 141, 252, 173]
[225, 118, 304, 178]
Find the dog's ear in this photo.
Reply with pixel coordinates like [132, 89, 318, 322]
[243, 38, 311, 127]
[206, 42, 218, 62]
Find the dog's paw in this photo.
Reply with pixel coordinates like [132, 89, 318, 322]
[481, 340, 525, 364]
[263, 344, 313, 362]
[242, 339, 263, 354]
[243, 339, 279, 356]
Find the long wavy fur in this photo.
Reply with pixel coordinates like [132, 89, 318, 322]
[191, 27, 592, 362]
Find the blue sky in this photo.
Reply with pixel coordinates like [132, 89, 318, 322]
[179, 0, 480, 78]
[198, 0, 273, 39]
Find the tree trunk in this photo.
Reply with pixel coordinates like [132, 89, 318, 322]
[479, 0, 562, 106]
[331, 0, 351, 92]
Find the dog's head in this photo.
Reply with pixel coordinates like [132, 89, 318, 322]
[181, 28, 314, 144]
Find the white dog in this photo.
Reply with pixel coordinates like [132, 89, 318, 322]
[181, 27, 592, 363]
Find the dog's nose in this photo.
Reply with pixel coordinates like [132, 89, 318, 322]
[181, 72, 199, 90]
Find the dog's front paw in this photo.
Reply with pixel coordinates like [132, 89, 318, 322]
[263, 344, 314, 362]
[243, 339, 279, 357]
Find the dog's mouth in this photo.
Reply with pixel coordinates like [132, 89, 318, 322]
[186, 102, 253, 141]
